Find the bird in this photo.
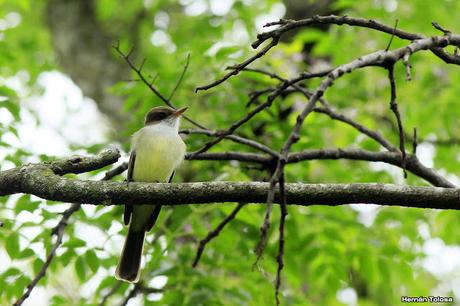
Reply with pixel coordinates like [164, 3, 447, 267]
[115, 106, 187, 282]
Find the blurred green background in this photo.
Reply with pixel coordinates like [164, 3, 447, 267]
[1, 0, 460, 305]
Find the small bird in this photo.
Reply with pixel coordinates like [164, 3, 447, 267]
[115, 106, 187, 282]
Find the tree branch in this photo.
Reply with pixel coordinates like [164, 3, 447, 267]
[255, 15, 460, 65]
[196, 38, 279, 92]
[387, 64, 407, 177]
[192, 203, 246, 267]
[181, 129, 278, 157]
[1, 148, 453, 204]
[1, 170, 460, 210]
[275, 173, 287, 305]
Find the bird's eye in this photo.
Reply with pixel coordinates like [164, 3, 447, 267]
[157, 113, 167, 119]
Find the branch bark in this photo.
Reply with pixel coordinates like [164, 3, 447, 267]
[1, 170, 459, 209]
[1, 148, 455, 205]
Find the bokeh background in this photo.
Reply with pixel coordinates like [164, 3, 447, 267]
[1, 0, 460, 305]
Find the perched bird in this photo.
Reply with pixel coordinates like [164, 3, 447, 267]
[116, 106, 187, 282]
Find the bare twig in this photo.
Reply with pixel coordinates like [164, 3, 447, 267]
[254, 166, 280, 264]
[181, 129, 278, 157]
[118, 282, 163, 306]
[254, 33, 460, 268]
[119, 284, 140, 306]
[196, 38, 279, 92]
[376, 114, 460, 147]
[432, 22, 451, 35]
[255, 15, 460, 65]
[98, 282, 122, 306]
[387, 65, 407, 178]
[236, 67, 397, 152]
[247, 88, 275, 107]
[313, 106, 396, 152]
[13, 161, 127, 306]
[192, 203, 246, 267]
[412, 127, 418, 154]
[114, 44, 280, 159]
[112, 42, 206, 129]
[235, 67, 332, 93]
[188, 148, 454, 188]
[402, 52, 412, 81]
[13, 209, 68, 306]
[168, 53, 191, 101]
[189, 81, 292, 159]
[275, 174, 287, 305]
[385, 19, 399, 51]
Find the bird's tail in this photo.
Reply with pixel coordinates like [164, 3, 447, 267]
[115, 224, 146, 283]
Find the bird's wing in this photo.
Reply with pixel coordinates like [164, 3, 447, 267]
[144, 171, 175, 232]
[123, 151, 136, 225]
[127, 150, 136, 182]
[168, 170, 176, 183]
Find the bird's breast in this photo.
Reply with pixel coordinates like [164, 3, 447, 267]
[131, 128, 185, 182]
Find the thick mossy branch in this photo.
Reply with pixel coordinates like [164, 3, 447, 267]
[2, 172, 460, 209]
[0, 149, 458, 209]
[0, 148, 120, 196]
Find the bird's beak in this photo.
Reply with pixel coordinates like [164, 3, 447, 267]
[173, 106, 188, 117]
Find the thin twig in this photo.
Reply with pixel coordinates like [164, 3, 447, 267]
[187, 148, 453, 187]
[13, 162, 127, 306]
[253, 31, 460, 268]
[236, 68, 397, 152]
[98, 282, 122, 306]
[181, 129, 278, 157]
[118, 283, 163, 306]
[254, 165, 280, 264]
[254, 15, 460, 65]
[114, 44, 280, 159]
[196, 38, 280, 92]
[376, 114, 460, 147]
[314, 106, 397, 151]
[189, 81, 292, 159]
[118, 284, 140, 306]
[247, 88, 275, 107]
[112, 42, 206, 129]
[235, 66, 332, 86]
[402, 52, 412, 81]
[387, 65, 407, 178]
[13, 211, 69, 306]
[432, 22, 451, 35]
[168, 53, 191, 101]
[192, 203, 246, 267]
[385, 19, 399, 51]
[275, 174, 287, 306]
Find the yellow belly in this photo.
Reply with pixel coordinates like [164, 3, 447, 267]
[130, 127, 185, 230]
[132, 131, 185, 183]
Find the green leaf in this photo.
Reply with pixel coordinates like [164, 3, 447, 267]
[75, 256, 86, 282]
[85, 249, 100, 273]
[2, 267, 21, 278]
[60, 249, 76, 267]
[62, 238, 87, 248]
[96, 276, 117, 293]
[15, 194, 41, 213]
[33, 258, 45, 275]
[17, 247, 35, 259]
[13, 275, 31, 297]
[5, 232, 20, 259]
[50, 294, 68, 306]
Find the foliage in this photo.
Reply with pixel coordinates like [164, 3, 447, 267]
[1, 0, 460, 305]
